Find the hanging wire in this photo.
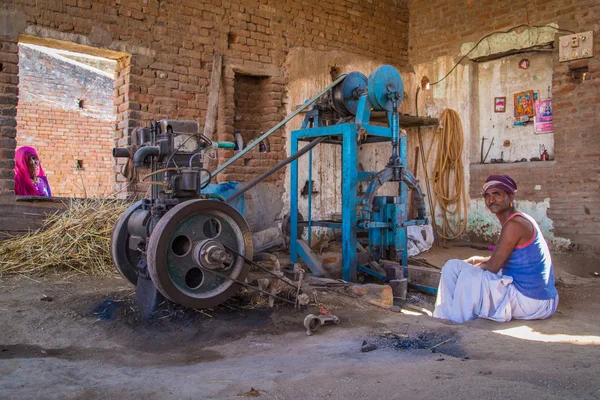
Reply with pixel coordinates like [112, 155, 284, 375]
[429, 24, 574, 88]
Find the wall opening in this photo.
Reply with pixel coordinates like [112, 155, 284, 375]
[474, 51, 554, 164]
[16, 42, 118, 197]
[233, 73, 282, 167]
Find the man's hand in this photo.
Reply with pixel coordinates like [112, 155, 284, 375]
[464, 256, 489, 266]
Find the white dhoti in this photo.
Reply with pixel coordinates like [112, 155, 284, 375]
[433, 259, 558, 323]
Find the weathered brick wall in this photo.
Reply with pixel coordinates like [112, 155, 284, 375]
[0, 37, 19, 194]
[16, 45, 114, 197]
[0, 0, 410, 197]
[219, 73, 286, 183]
[410, 0, 600, 253]
[17, 103, 114, 197]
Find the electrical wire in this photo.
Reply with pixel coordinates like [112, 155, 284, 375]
[140, 168, 179, 182]
[426, 109, 468, 240]
[430, 24, 574, 87]
[415, 87, 440, 246]
[199, 168, 212, 190]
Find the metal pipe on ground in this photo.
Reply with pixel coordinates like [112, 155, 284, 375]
[252, 227, 284, 253]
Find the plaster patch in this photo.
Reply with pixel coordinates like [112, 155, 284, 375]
[460, 24, 558, 60]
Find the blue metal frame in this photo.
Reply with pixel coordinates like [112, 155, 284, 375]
[291, 94, 404, 282]
[290, 122, 360, 281]
[290, 91, 435, 295]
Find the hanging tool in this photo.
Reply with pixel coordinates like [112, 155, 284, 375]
[480, 136, 486, 164]
[482, 137, 494, 164]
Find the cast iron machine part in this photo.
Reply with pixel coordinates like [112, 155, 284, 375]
[111, 119, 254, 315]
[289, 66, 429, 284]
[109, 73, 355, 314]
[110, 66, 433, 315]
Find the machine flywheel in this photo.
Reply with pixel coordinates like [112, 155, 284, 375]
[110, 200, 143, 285]
[147, 200, 253, 309]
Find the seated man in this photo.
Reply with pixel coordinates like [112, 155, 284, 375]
[433, 174, 558, 323]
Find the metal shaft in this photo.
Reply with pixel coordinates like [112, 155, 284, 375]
[225, 136, 328, 202]
[202, 74, 347, 185]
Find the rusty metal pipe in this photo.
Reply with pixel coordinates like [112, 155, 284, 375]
[113, 148, 131, 158]
[133, 146, 160, 167]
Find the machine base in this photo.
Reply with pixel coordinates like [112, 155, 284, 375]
[135, 277, 163, 319]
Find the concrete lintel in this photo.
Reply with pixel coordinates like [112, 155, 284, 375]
[227, 61, 279, 78]
[20, 26, 153, 59]
[460, 24, 559, 61]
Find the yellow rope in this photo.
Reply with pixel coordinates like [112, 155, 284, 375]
[426, 109, 468, 240]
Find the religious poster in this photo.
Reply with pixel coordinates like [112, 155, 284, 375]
[514, 90, 535, 121]
[534, 99, 553, 133]
[494, 97, 506, 113]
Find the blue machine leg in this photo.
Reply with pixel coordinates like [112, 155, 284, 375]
[342, 124, 358, 282]
[307, 149, 313, 248]
[399, 131, 409, 266]
[290, 132, 299, 264]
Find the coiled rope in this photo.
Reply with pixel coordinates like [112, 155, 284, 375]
[426, 109, 467, 239]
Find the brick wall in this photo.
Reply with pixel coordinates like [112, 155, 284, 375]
[0, 0, 410, 197]
[218, 73, 286, 183]
[409, 0, 600, 254]
[16, 45, 115, 197]
[0, 37, 19, 193]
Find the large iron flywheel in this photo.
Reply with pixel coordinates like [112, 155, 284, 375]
[147, 200, 253, 309]
[111, 200, 144, 285]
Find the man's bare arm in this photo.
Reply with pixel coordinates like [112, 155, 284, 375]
[464, 255, 490, 265]
[477, 220, 523, 273]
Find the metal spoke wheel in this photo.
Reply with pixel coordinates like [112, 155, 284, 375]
[111, 200, 144, 285]
[147, 200, 253, 309]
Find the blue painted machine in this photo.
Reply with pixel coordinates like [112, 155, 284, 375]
[289, 66, 428, 282]
[110, 65, 432, 315]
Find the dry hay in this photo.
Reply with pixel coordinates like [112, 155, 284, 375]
[0, 198, 130, 277]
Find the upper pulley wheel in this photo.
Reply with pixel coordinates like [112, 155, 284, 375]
[331, 71, 368, 117]
[367, 65, 404, 112]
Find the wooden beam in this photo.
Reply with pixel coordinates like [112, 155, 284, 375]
[202, 53, 222, 141]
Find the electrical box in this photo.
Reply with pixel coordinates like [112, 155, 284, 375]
[559, 31, 594, 62]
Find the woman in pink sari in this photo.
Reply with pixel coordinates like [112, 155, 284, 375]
[14, 146, 52, 196]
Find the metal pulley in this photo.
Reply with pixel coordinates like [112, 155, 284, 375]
[110, 200, 144, 285]
[330, 72, 368, 117]
[146, 200, 253, 309]
[367, 65, 404, 111]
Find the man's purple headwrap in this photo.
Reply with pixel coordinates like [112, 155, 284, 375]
[482, 174, 517, 195]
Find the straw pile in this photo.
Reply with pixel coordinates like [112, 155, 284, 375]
[0, 198, 131, 277]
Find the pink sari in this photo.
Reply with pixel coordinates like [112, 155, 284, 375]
[14, 146, 52, 196]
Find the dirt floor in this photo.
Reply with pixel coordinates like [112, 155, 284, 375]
[1, 247, 599, 399]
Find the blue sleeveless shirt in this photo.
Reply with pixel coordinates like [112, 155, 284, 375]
[501, 212, 558, 300]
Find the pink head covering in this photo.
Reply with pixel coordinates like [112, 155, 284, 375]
[14, 146, 47, 196]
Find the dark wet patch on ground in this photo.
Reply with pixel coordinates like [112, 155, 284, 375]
[71, 292, 306, 354]
[366, 328, 466, 358]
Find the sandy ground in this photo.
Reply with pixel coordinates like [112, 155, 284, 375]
[1, 247, 599, 400]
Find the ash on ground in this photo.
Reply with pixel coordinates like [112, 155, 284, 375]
[367, 328, 466, 358]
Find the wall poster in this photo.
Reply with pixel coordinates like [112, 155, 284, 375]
[534, 99, 553, 133]
[514, 90, 535, 120]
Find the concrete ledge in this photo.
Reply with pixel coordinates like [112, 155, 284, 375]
[470, 160, 557, 170]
